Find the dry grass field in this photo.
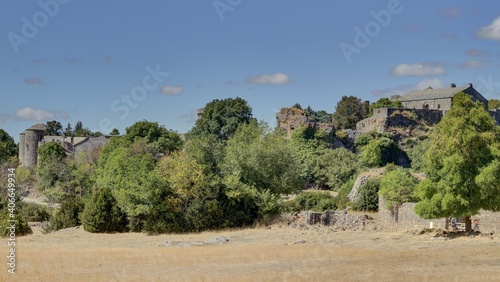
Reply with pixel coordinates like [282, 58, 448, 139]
[1, 222, 500, 282]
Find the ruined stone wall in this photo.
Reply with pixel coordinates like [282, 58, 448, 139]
[74, 136, 110, 155]
[357, 108, 443, 133]
[379, 197, 500, 232]
[378, 197, 446, 231]
[276, 107, 334, 138]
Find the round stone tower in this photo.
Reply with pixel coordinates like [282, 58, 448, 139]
[23, 124, 45, 167]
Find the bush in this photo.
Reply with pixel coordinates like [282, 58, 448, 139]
[82, 187, 128, 233]
[352, 179, 380, 211]
[47, 195, 84, 232]
[335, 178, 355, 209]
[286, 191, 337, 212]
[0, 206, 32, 237]
[20, 202, 51, 222]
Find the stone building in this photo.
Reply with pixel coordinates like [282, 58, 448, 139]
[276, 107, 334, 139]
[399, 83, 488, 114]
[19, 124, 111, 167]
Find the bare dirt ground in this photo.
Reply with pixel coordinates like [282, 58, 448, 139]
[1, 215, 500, 282]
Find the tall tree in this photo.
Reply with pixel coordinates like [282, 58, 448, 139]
[414, 93, 500, 231]
[124, 120, 183, 154]
[369, 98, 403, 114]
[45, 120, 63, 136]
[332, 96, 369, 129]
[64, 123, 73, 137]
[0, 129, 17, 163]
[188, 97, 254, 142]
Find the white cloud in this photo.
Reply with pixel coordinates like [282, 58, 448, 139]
[161, 85, 184, 95]
[465, 48, 487, 56]
[459, 60, 483, 69]
[440, 7, 461, 19]
[15, 107, 56, 121]
[476, 17, 500, 41]
[246, 73, 291, 85]
[371, 78, 447, 97]
[391, 63, 446, 77]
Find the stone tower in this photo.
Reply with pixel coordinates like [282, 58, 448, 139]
[20, 124, 45, 167]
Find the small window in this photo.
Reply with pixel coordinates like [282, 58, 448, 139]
[290, 125, 295, 131]
[437, 104, 441, 109]
[423, 104, 429, 110]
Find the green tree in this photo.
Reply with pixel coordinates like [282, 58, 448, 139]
[64, 123, 73, 137]
[188, 97, 254, 142]
[109, 128, 120, 136]
[95, 143, 165, 231]
[360, 139, 383, 168]
[489, 99, 500, 110]
[369, 98, 403, 114]
[352, 179, 381, 211]
[73, 121, 93, 137]
[379, 168, 418, 215]
[414, 93, 500, 231]
[0, 129, 17, 163]
[37, 142, 69, 200]
[45, 120, 63, 136]
[333, 96, 369, 129]
[82, 187, 128, 233]
[124, 120, 183, 154]
[48, 194, 84, 231]
[311, 148, 359, 190]
[222, 122, 302, 221]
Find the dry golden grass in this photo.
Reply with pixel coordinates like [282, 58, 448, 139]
[1, 226, 500, 281]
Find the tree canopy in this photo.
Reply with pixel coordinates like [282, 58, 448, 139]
[369, 98, 402, 114]
[332, 95, 369, 129]
[188, 97, 254, 142]
[414, 93, 500, 230]
[0, 129, 17, 163]
[124, 120, 183, 154]
[45, 120, 63, 136]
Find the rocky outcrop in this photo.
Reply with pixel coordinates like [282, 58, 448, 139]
[347, 168, 386, 203]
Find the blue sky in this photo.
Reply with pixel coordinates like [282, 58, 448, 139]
[2, 0, 500, 141]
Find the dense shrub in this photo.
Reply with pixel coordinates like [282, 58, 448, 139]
[0, 203, 32, 237]
[82, 187, 128, 233]
[20, 202, 51, 222]
[335, 178, 355, 209]
[286, 191, 337, 212]
[47, 195, 84, 232]
[352, 179, 380, 211]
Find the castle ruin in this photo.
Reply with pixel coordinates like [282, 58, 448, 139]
[19, 124, 111, 167]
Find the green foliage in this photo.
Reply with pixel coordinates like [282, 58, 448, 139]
[360, 139, 383, 167]
[414, 93, 500, 220]
[333, 96, 369, 130]
[0, 208, 32, 237]
[124, 120, 183, 154]
[82, 187, 128, 233]
[48, 195, 84, 232]
[37, 142, 70, 199]
[188, 97, 254, 142]
[352, 179, 380, 211]
[45, 120, 63, 136]
[0, 129, 17, 163]
[304, 106, 332, 123]
[310, 148, 359, 190]
[286, 191, 337, 212]
[73, 121, 94, 137]
[489, 99, 500, 110]
[96, 144, 163, 230]
[289, 126, 328, 183]
[109, 128, 120, 136]
[357, 132, 402, 168]
[20, 202, 51, 222]
[335, 178, 355, 209]
[369, 98, 402, 114]
[408, 138, 431, 172]
[223, 122, 302, 197]
[379, 168, 418, 210]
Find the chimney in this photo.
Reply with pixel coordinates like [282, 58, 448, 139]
[450, 83, 456, 88]
[468, 82, 473, 88]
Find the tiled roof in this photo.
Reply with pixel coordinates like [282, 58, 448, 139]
[399, 86, 469, 102]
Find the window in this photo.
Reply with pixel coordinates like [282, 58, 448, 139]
[437, 104, 441, 110]
[423, 104, 429, 109]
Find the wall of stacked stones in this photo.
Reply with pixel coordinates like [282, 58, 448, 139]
[379, 197, 500, 233]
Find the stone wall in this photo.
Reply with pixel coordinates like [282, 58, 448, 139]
[276, 107, 334, 139]
[378, 197, 446, 231]
[401, 98, 452, 112]
[379, 196, 500, 233]
[357, 108, 443, 133]
[74, 136, 110, 154]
